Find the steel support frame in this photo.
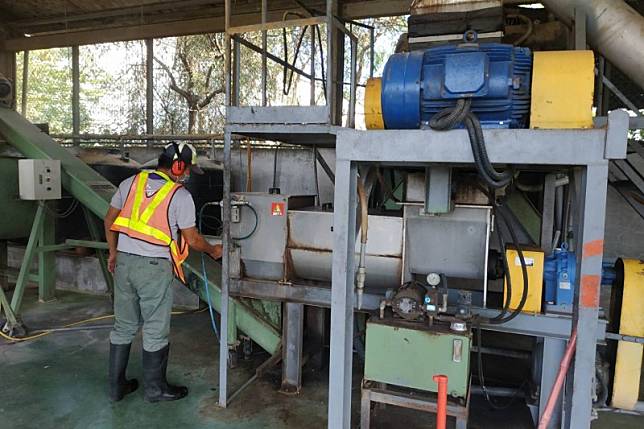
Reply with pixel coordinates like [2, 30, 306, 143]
[361, 381, 469, 429]
[37, 201, 56, 302]
[281, 302, 304, 394]
[329, 111, 628, 429]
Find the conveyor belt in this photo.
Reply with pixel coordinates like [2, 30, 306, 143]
[0, 106, 280, 354]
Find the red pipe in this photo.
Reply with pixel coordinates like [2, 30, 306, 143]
[538, 329, 578, 429]
[433, 374, 448, 429]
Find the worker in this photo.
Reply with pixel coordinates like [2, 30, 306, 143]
[104, 142, 222, 403]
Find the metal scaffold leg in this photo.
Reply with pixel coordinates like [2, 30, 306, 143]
[565, 163, 609, 428]
[328, 159, 358, 429]
[281, 302, 304, 394]
[219, 127, 232, 408]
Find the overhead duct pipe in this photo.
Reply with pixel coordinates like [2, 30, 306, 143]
[541, 0, 644, 90]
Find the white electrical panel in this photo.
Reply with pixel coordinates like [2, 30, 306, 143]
[18, 159, 62, 200]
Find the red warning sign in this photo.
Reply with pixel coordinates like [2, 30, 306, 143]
[271, 202, 285, 216]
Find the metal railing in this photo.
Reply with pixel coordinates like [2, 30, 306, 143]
[224, 0, 371, 128]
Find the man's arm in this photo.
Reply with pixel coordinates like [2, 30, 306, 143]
[181, 227, 222, 260]
[104, 206, 121, 273]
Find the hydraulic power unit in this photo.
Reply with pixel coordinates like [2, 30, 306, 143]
[364, 319, 471, 399]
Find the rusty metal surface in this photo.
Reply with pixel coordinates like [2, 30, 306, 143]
[410, 0, 501, 14]
[287, 209, 403, 289]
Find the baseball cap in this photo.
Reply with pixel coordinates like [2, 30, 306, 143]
[162, 142, 204, 174]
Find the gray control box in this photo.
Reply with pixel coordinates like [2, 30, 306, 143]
[18, 159, 62, 200]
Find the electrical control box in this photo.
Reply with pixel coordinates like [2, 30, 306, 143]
[18, 159, 62, 200]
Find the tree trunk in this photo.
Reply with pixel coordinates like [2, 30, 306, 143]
[188, 108, 197, 134]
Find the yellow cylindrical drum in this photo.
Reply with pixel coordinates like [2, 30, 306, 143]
[365, 78, 384, 130]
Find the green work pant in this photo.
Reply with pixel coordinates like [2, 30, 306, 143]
[109, 251, 174, 352]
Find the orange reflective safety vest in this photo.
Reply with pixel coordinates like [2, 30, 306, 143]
[110, 170, 189, 283]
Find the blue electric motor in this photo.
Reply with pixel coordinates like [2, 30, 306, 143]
[381, 37, 532, 129]
[544, 246, 576, 307]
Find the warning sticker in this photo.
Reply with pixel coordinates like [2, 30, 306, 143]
[271, 202, 285, 216]
[515, 256, 535, 267]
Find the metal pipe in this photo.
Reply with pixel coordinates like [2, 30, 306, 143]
[541, 0, 644, 90]
[261, 0, 267, 107]
[538, 329, 577, 429]
[310, 25, 316, 106]
[145, 39, 154, 135]
[51, 133, 225, 141]
[71, 45, 80, 144]
[471, 385, 526, 398]
[348, 39, 357, 129]
[433, 374, 448, 429]
[470, 345, 531, 360]
[356, 178, 368, 309]
[21, 51, 28, 115]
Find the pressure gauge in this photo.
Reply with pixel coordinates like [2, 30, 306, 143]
[426, 273, 441, 287]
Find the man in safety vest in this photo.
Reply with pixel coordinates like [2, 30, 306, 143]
[104, 142, 222, 403]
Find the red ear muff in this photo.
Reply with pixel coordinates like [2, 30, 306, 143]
[171, 160, 186, 176]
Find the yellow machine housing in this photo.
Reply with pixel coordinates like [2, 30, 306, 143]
[364, 77, 384, 130]
[503, 247, 544, 313]
[611, 259, 644, 410]
[530, 50, 595, 129]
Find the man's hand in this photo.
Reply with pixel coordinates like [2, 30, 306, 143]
[208, 244, 223, 260]
[108, 251, 117, 273]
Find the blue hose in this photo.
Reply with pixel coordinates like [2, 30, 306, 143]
[199, 203, 221, 341]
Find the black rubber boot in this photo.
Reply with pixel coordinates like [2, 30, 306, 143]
[143, 344, 188, 402]
[108, 343, 139, 402]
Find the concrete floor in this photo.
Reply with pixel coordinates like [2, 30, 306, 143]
[1, 289, 642, 429]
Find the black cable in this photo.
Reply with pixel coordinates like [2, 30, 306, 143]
[282, 25, 310, 96]
[272, 146, 279, 190]
[313, 146, 320, 206]
[486, 210, 512, 323]
[464, 112, 513, 186]
[428, 99, 513, 188]
[429, 98, 471, 130]
[316, 25, 327, 100]
[485, 205, 529, 325]
[234, 204, 259, 241]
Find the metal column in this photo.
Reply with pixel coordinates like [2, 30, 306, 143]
[145, 39, 154, 135]
[539, 337, 567, 428]
[566, 162, 609, 428]
[219, 127, 232, 407]
[281, 302, 304, 393]
[21, 50, 28, 115]
[37, 201, 56, 302]
[541, 173, 557, 254]
[328, 158, 358, 429]
[71, 46, 80, 141]
[219, 0, 233, 408]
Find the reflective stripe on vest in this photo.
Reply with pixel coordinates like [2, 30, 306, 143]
[110, 170, 189, 283]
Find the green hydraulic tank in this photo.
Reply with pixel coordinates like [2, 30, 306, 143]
[364, 319, 471, 398]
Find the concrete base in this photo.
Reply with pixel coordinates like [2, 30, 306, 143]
[6, 245, 199, 310]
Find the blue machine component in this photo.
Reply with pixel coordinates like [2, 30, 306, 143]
[381, 41, 532, 129]
[544, 247, 616, 307]
[544, 246, 576, 306]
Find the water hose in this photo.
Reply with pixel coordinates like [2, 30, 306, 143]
[198, 202, 221, 341]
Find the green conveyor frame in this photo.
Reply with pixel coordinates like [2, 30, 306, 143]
[0, 107, 280, 354]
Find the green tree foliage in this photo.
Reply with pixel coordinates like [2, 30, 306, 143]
[16, 48, 73, 133]
[16, 17, 407, 135]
